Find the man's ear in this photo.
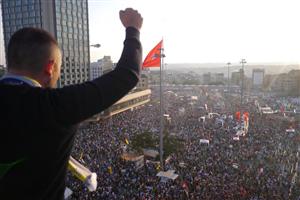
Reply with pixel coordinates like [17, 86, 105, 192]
[44, 60, 55, 76]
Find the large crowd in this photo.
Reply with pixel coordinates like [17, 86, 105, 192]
[66, 86, 300, 199]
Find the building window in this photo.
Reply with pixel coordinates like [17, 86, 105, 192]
[9, 1, 15, 6]
[29, 18, 35, 24]
[22, 0, 28, 5]
[22, 6, 28, 11]
[16, 20, 21, 25]
[15, 6, 21, 12]
[23, 19, 29, 24]
[29, 12, 35, 17]
[16, 0, 22, 6]
[35, 4, 40, 10]
[3, 2, 9, 7]
[16, 13, 22, 19]
[10, 13, 16, 19]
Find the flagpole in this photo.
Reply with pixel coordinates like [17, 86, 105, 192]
[143, 40, 164, 170]
[159, 46, 164, 170]
[240, 59, 246, 130]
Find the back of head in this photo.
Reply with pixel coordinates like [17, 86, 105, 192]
[7, 27, 58, 75]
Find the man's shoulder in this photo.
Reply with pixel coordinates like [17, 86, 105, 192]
[0, 85, 50, 122]
[0, 84, 43, 104]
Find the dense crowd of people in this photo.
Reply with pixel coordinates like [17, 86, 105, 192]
[66, 86, 300, 199]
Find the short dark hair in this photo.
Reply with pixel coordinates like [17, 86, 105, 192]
[7, 27, 58, 74]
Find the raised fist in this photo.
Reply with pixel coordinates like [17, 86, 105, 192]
[119, 8, 143, 30]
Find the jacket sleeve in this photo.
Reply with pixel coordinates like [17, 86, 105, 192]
[43, 27, 142, 125]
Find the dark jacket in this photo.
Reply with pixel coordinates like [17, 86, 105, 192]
[0, 27, 142, 200]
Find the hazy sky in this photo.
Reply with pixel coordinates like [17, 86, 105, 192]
[1, 0, 300, 66]
[89, 0, 300, 64]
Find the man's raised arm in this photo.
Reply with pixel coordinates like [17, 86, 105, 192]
[44, 8, 143, 125]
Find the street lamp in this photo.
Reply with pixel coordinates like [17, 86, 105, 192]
[90, 44, 101, 48]
[90, 43, 101, 67]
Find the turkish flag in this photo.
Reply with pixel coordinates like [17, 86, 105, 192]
[143, 40, 163, 68]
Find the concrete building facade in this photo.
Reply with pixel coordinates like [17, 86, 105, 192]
[1, 0, 90, 87]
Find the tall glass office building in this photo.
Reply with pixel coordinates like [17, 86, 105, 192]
[1, 0, 90, 87]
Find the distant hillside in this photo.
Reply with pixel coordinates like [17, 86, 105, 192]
[164, 63, 300, 77]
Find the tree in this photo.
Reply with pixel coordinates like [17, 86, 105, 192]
[129, 131, 156, 153]
[129, 130, 184, 160]
[163, 134, 184, 159]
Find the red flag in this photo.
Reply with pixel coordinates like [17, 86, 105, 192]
[243, 112, 249, 121]
[235, 111, 241, 121]
[182, 181, 189, 197]
[143, 40, 163, 68]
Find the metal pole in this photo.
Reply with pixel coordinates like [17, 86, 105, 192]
[227, 62, 231, 93]
[159, 47, 164, 170]
[240, 59, 246, 128]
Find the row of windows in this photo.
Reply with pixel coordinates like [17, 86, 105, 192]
[55, 6, 87, 19]
[57, 30, 88, 40]
[61, 52, 89, 62]
[62, 68, 87, 72]
[59, 43, 82, 51]
[56, 19, 87, 27]
[61, 20, 88, 28]
[55, 7, 87, 17]
[56, 21, 88, 30]
[3, 23, 41, 35]
[58, 35, 88, 43]
[3, 18, 40, 26]
[63, 63, 82, 67]
[61, 70, 89, 75]
[60, 45, 85, 57]
[60, 42, 89, 51]
[62, 61, 89, 67]
[2, 5, 39, 13]
[60, 78, 89, 85]
[4, 24, 33, 35]
[56, 27, 88, 38]
[57, 30, 88, 39]
[62, 62, 89, 68]
[2, 0, 37, 7]
[60, 72, 88, 80]
[60, 79, 89, 86]
[2, 11, 40, 20]
[61, 45, 89, 54]
[55, 13, 87, 24]
[61, 74, 87, 79]
[55, 0, 87, 9]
